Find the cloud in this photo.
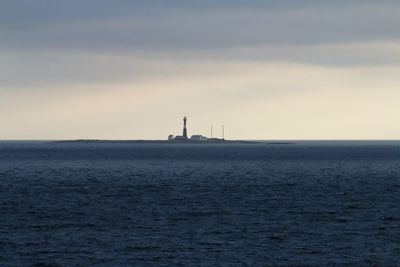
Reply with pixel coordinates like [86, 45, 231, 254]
[1, 1, 400, 139]
[2, 41, 400, 88]
[1, 0, 400, 87]
[1, 0, 399, 88]
[1, 0, 399, 51]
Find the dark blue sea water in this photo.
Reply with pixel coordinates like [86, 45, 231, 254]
[0, 141, 399, 266]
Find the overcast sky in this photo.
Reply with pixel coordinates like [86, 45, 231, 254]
[1, 0, 399, 139]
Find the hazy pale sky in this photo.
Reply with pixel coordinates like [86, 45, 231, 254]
[1, 0, 400, 140]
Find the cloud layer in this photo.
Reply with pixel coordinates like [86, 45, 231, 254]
[1, 1, 399, 139]
[2, 0, 400, 50]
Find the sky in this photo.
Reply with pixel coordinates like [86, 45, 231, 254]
[1, 0, 400, 140]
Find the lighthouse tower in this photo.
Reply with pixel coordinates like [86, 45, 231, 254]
[183, 116, 188, 139]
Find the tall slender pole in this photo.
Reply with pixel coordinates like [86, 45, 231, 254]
[222, 125, 225, 140]
[211, 124, 213, 138]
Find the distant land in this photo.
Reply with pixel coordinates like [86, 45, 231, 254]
[55, 117, 297, 144]
[54, 139, 297, 145]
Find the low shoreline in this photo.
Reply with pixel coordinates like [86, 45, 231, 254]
[54, 139, 261, 144]
[53, 139, 297, 145]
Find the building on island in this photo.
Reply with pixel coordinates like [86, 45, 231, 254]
[191, 135, 207, 141]
[169, 117, 212, 142]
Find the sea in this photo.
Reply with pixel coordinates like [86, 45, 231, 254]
[0, 141, 399, 267]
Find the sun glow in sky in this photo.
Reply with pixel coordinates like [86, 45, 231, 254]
[1, 0, 400, 140]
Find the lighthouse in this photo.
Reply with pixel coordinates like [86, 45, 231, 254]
[167, 116, 218, 142]
[183, 116, 188, 139]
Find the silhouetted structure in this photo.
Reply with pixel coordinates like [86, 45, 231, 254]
[168, 117, 226, 143]
[173, 116, 189, 141]
[183, 116, 188, 139]
[191, 135, 207, 141]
